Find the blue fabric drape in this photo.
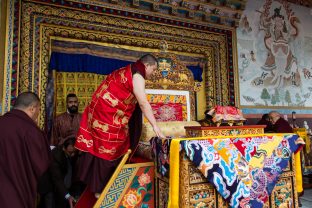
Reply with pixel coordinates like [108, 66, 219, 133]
[49, 52, 203, 81]
[49, 52, 132, 75]
[187, 65, 203, 82]
[46, 52, 203, 138]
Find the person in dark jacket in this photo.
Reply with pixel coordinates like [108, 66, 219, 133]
[38, 137, 77, 208]
[50, 137, 77, 208]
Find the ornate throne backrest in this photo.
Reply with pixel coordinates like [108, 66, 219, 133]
[139, 51, 200, 142]
[146, 52, 195, 92]
[145, 52, 197, 122]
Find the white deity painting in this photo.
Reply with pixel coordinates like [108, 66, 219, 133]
[237, 0, 312, 110]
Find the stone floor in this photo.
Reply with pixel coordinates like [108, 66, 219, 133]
[300, 188, 312, 208]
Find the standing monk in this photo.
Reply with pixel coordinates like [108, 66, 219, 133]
[0, 92, 51, 208]
[51, 93, 82, 146]
[75, 54, 165, 195]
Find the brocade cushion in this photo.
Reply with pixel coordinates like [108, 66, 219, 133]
[140, 121, 200, 142]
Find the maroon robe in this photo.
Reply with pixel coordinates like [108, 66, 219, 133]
[50, 112, 81, 146]
[0, 109, 51, 208]
[273, 117, 293, 133]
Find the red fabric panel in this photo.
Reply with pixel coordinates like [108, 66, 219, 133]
[74, 186, 97, 208]
[151, 103, 183, 121]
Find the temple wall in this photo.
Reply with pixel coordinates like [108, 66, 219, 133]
[0, 0, 311, 127]
[236, 0, 312, 126]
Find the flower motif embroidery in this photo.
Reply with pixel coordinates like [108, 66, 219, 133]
[122, 190, 142, 208]
[120, 168, 153, 207]
[138, 173, 151, 186]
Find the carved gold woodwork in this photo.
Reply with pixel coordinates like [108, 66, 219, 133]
[17, 1, 236, 127]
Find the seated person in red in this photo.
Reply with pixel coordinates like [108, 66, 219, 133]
[268, 111, 293, 133]
[75, 54, 165, 196]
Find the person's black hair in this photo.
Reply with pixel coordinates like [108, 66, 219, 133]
[66, 93, 77, 102]
[139, 54, 158, 67]
[261, 113, 270, 120]
[63, 137, 75, 149]
[204, 109, 213, 120]
[14, 91, 40, 109]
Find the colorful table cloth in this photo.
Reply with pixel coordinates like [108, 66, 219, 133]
[157, 134, 304, 208]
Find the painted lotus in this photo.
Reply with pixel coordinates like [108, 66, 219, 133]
[138, 173, 151, 186]
[122, 190, 142, 208]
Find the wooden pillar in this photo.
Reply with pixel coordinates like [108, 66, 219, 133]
[0, 0, 8, 114]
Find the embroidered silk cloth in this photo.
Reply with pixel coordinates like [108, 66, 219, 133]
[180, 134, 304, 208]
[207, 106, 246, 123]
[75, 65, 137, 160]
[151, 137, 171, 177]
[150, 103, 183, 122]
[146, 93, 188, 123]
[154, 134, 305, 208]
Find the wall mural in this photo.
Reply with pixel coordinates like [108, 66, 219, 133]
[237, 0, 312, 113]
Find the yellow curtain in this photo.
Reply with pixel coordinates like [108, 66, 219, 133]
[54, 71, 106, 115]
[293, 128, 306, 193]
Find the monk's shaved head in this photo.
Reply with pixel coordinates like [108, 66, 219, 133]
[268, 111, 281, 124]
[140, 54, 158, 67]
[14, 92, 40, 109]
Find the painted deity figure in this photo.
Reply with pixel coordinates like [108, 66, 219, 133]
[256, 4, 301, 89]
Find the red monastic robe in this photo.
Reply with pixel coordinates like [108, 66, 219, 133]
[0, 109, 51, 208]
[75, 65, 138, 160]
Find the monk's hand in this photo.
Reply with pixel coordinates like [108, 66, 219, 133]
[153, 125, 165, 139]
[68, 196, 75, 208]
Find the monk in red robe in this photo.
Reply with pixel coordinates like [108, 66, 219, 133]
[75, 54, 165, 195]
[0, 92, 51, 208]
[268, 111, 293, 133]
